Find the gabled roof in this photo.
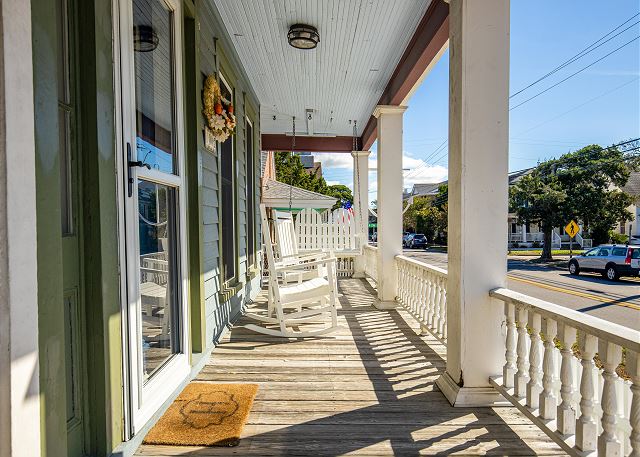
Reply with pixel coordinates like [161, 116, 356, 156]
[622, 171, 640, 198]
[262, 179, 337, 209]
[508, 167, 534, 185]
[410, 181, 447, 198]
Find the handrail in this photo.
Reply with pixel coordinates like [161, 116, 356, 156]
[491, 286, 639, 455]
[395, 255, 447, 341]
[490, 287, 639, 353]
[395, 254, 448, 277]
[362, 244, 377, 281]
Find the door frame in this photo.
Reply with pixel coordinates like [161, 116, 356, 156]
[113, 0, 191, 437]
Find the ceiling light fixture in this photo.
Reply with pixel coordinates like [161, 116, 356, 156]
[287, 24, 320, 50]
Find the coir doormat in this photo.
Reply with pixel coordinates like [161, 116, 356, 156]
[143, 382, 258, 447]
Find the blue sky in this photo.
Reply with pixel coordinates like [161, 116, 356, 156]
[316, 0, 639, 205]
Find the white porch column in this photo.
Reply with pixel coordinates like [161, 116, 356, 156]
[522, 223, 527, 243]
[373, 105, 407, 309]
[352, 150, 370, 279]
[435, 0, 510, 407]
[0, 0, 42, 455]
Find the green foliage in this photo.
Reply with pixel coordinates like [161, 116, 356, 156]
[608, 230, 629, 244]
[510, 144, 635, 260]
[274, 152, 353, 210]
[324, 184, 354, 210]
[403, 185, 448, 243]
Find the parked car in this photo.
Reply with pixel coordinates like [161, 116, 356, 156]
[402, 232, 414, 247]
[568, 244, 640, 280]
[408, 234, 428, 249]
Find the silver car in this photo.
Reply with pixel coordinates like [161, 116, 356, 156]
[568, 244, 640, 280]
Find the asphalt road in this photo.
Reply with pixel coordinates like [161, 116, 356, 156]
[402, 249, 640, 331]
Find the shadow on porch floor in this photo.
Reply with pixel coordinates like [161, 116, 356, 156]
[135, 278, 565, 456]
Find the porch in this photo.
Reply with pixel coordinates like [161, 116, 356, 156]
[136, 277, 564, 456]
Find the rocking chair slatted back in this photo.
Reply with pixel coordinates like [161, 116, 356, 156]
[273, 210, 299, 259]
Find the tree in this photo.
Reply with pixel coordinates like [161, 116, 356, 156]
[510, 173, 568, 261]
[510, 144, 635, 261]
[274, 151, 327, 193]
[324, 184, 353, 210]
[274, 152, 353, 210]
[402, 185, 448, 244]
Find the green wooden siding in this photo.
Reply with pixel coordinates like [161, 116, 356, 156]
[29, 0, 261, 454]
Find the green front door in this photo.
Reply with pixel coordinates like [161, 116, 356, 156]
[57, 0, 87, 454]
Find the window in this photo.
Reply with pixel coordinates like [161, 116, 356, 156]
[612, 247, 627, 257]
[132, 0, 182, 379]
[57, 0, 73, 235]
[219, 75, 236, 283]
[246, 117, 256, 268]
[598, 249, 610, 257]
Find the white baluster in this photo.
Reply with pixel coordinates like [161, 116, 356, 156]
[597, 340, 622, 456]
[503, 302, 517, 388]
[539, 318, 558, 420]
[428, 272, 436, 330]
[628, 350, 639, 457]
[515, 307, 530, 399]
[437, 277, 446, 338]
[527, 312, 543, 409]
[557, 324, 577, 435]
[419, 270, 427, 327]
[441, 278, 447, 339]
[576, 333, 598, 452]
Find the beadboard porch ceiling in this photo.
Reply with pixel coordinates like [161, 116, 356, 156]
[213, 0, 432, 138]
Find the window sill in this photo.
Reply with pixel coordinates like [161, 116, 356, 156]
[218, 281, 243, 304]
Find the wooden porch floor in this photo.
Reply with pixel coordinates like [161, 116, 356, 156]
[136, 278, 565, 456]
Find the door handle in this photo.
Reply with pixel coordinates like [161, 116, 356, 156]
[126, 143, 151, 197]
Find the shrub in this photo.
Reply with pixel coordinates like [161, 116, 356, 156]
[608, 230, 628, 244]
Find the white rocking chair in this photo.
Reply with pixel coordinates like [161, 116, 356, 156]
[271, 208, 332, 284]
[244, 207, 339, 338]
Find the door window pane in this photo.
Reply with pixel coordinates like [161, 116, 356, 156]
[133, 0, 175, 174]
[138, 180, 180, 379]
[220, 79, 236, 282]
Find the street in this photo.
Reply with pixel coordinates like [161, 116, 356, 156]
[403, 249, 640, 331]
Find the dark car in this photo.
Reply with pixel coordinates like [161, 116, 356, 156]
[408, 234, 427, 249]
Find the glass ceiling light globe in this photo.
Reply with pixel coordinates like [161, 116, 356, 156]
[287, 24, 320, 50]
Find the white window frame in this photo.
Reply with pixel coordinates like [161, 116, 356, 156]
[114, 0, 190, 436]
[245, 116, 257, 270]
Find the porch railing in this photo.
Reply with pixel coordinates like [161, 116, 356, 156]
[396, 255, 447, 341]
[490, 287, 639, 456]
[295, 208, 359, 252]
[362, 244, 377, 281]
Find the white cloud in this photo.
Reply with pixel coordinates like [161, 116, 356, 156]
[311, 150, 448, 197]
[312, 153, 354, 170]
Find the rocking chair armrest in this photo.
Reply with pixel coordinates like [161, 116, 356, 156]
[281, 251, 329, 261]
[274, 257, 337, 272]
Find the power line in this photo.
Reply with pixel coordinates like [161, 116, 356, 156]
[509, 35, 640, 111]
[514, 77, 640, 137]
[510, 13, 640, 98]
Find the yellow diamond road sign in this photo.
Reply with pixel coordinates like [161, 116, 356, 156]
[565, 220, 579, 238]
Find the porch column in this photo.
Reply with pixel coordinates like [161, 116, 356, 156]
[436, 0, 510, 406]
[373, 105, 407, 309]
[352, 150, 370, 279]
[522, 223, 527, 243]
[0, 0, 42, 454]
